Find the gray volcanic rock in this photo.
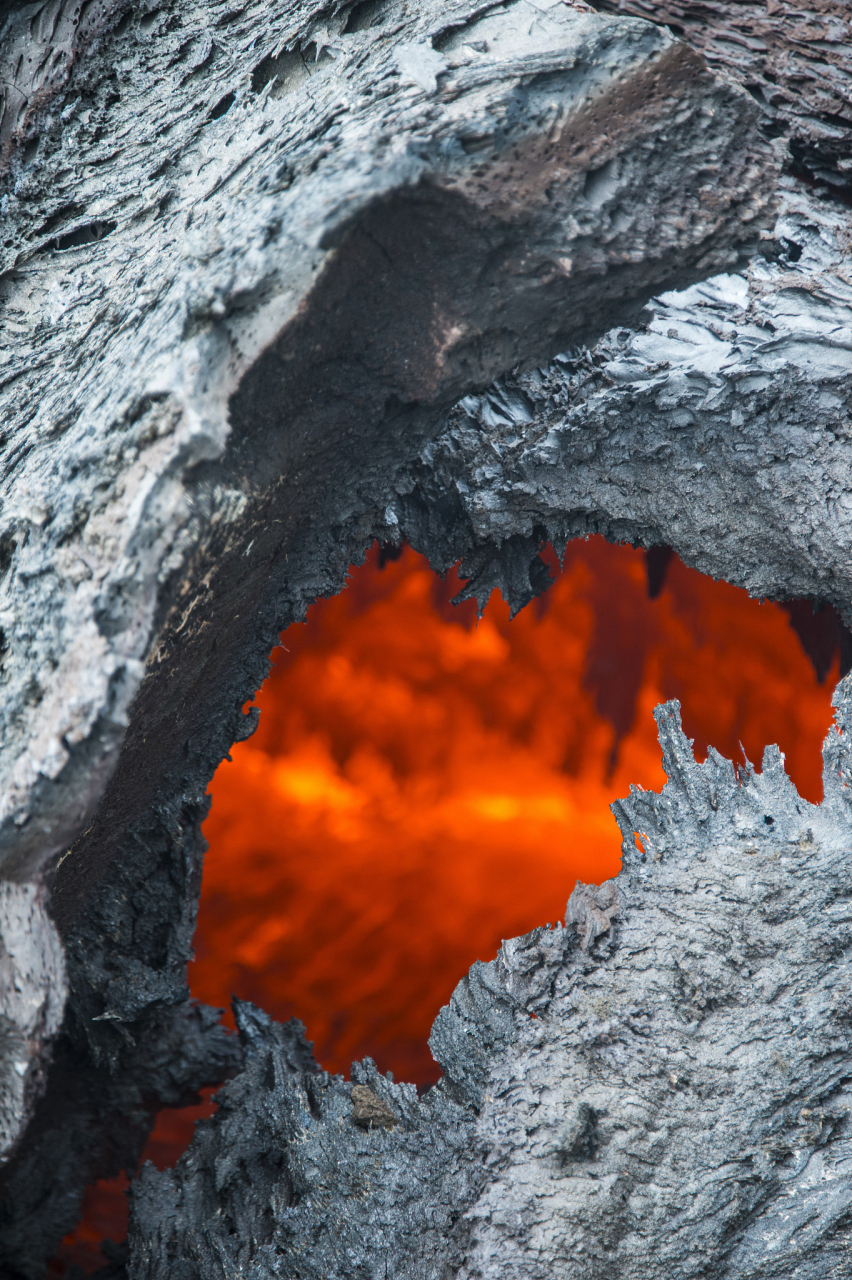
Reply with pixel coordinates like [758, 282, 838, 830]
[0, 0, 128, 166]
[129, 1001, 483, 1280]
[127, 689, 852, 1280]
[460, 698, 852, 1280]
[397, 185, 852, 620]
[0, 884, 64, 1160]
[0, 1001, 240, 1280]
[0, 0, 776, 1197]
[126, 172, 852, 1279]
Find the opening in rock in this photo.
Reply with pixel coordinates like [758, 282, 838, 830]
[51, 535, 842, 1276]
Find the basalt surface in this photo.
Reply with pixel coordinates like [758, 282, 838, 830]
[0, 0, 772, 885]
[0, 0, 850, 1274]
[0, 0, 779, 1257]
[128, 693, 852, 1280]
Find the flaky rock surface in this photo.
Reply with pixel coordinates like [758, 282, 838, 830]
[1, 0, 850, 1273]
[397, 185, 852, 619]
[128, 688, 852, 1280]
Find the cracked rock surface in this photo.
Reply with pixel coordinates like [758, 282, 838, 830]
[128, 690, 852, 1280]
[397, 186, 852, 620]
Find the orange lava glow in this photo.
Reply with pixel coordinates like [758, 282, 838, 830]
[53, 535, 839, 1274]
[191, 537, 836, 1086]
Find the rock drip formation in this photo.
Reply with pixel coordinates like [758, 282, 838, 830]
[399, 184, 852, 618]
[128, 693, 852, 1280]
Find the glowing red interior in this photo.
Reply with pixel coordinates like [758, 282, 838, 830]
[51, 537, 839, 1273]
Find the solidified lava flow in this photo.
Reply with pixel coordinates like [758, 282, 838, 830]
[191, 537, 838, 1087]
[52, 536, 842, 1275]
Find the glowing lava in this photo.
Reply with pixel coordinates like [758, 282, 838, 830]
[53, 536, 839, 1274]
[191, 537, 836, 1086]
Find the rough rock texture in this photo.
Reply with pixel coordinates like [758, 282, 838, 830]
[1, 1002, 240, 1280]
[0, 0, 850, 1273]
[590, 0, 852, 200]
[0, 0, 778, 1217]
[130, 1000, 483, 1280]
[395, 184, 852, 619]
[0, 885, 64, 1160]
[0, 0, 772, 879]
[120, 172, 852, 1273]
[0, 0, 128, 165]
[128, 688, 852, 1280]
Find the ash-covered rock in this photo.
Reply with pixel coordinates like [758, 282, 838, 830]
[0, 0, 771, 882]
[0, 884, 65, 1163]
[461, 690, 852, 1280]
[128, 684, 852, 1279]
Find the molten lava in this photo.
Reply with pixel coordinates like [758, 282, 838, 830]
[53, 536, 841, 1274]
[191, 537, 836, 1086]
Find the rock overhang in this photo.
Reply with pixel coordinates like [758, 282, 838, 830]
[1, 0, 849, 1274]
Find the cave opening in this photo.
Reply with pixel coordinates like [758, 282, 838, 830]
[50, 534, 845, 1277]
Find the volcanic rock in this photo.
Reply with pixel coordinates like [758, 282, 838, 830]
[0, 0, 848, 1273]
[127, 691, 852, 1280]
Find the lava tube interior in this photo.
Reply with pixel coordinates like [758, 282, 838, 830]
[50, 536, 847, 1276]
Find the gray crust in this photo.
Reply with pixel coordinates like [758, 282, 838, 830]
[122, 180, 852, 1276]
[589, 0, 852, 202]
[0, 0, 850, 1272]
[127, 690, 852, 1280]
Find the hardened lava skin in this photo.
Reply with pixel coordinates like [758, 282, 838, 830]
[4, 0, 852, 1272]
[128, 691, 852, 1280]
